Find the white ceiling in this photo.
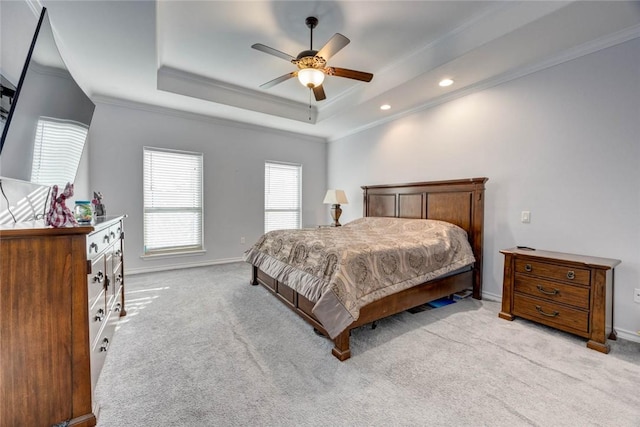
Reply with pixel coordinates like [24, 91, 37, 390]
[30, 1, 640, 140]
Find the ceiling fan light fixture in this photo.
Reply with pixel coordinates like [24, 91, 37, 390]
[297, 68, 325, 88]
[252, 16, 372, 102]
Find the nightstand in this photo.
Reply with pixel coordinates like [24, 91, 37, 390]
[499, 248, 620, 353]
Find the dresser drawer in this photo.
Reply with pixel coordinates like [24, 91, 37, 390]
[514, 275, 590, 309]
[112, 270, 124, 300]
[513, 293, 588, 336]
[88, 294, 107, 347]
[113, 246, 123, 273]
[86, 231, 104, 259]
[111, 221, 123, 241]
[90, 305, 118, 392]
[87, 228, 112, 258]
[112, 285, 124, 316]
[515, 259, 590, 286]
[88, 255, 107, 308]
[107, 224, 119, 244]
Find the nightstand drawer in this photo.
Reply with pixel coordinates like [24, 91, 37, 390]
[515, 259, 590, 286]
[513, 293, 588, 336]
[514, 275, 590, 309]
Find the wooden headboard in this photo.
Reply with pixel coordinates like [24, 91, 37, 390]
[362, 177, 488, 298]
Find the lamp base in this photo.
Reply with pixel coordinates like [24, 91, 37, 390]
[330, 204, 342, 227]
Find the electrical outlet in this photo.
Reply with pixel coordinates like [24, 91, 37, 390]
[521, 211, 531, 223]
[634, 288, 640, 303]
[240, 237, 246, 244]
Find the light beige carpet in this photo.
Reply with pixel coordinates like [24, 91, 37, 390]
[95, 262, 640, 426]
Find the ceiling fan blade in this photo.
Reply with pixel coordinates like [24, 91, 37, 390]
[313, 85, 326, 101]
[260, 72, 297, 89]
[251, 43, 295, 62]
[316, 33, 350, 61]
[328, 67, 373, 82]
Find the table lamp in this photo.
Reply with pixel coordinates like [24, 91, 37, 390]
[323, 189, 348, 226]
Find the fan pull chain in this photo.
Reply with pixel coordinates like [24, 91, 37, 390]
[309, 89, 312, 122]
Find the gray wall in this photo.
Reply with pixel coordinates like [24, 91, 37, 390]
[88, 101, 327, 273]
[327, 38, 640, 341]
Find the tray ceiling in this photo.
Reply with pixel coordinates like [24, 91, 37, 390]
[9, 1, 640, 140]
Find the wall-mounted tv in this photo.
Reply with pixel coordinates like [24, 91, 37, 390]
[0, 7, 95, 188]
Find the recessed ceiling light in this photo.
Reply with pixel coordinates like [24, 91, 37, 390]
[380, 104, 391, 110]
[439, 78, 454, 87]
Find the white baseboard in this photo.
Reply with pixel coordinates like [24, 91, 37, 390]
[126, 257, 244, 275]
[615, 328, 640, 344]
[482, 291, 502, 302]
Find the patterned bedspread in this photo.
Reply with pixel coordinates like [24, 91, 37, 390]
[243, 217, 475, 338]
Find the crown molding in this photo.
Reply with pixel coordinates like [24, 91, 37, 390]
[157, 66, 319, 124]
[91, 94, 327, 144]
[328, 25, 640, 142]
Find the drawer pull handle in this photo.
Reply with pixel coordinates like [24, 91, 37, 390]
[524, 264, 532, 272]
[114, 302, 121, 312]
[89, 242, 99, 253]
[93, 271, 104, 283]
[94, 308, 105, 322]
[103, 234, 110, 243]
[110, 231, 116, 239]
[100, 338, 110, 352]
[566, 271, 575, 280]
[536, 285, 559, 296]
[535, 305, 559, 317]
[115, 274, 123, 284]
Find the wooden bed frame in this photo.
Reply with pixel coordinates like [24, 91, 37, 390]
[250, 177, 488, 360]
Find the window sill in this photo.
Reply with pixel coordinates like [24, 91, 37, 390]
[140, 249, 207, 260]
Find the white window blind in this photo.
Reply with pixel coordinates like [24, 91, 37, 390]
[30, 117, 88, 186]
[264, 161, 301, 233]
[143, 147, 203, 255]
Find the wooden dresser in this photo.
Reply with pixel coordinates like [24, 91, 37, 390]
[0, 216, 126, 427]
[499, 248, 620, 353]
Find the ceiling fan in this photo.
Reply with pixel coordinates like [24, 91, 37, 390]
[251, 16, 373, 101]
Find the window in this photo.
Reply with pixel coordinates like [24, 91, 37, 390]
[264, 161, 301, 233]
[30, 117, 88, 186]
[143, 147, 203, 256]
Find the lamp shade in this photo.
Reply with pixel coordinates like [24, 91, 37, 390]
[323, 189, 348, 205]
[298, 68, 325, 88]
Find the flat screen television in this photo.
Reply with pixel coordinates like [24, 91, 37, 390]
[0, 7, 95, 188]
